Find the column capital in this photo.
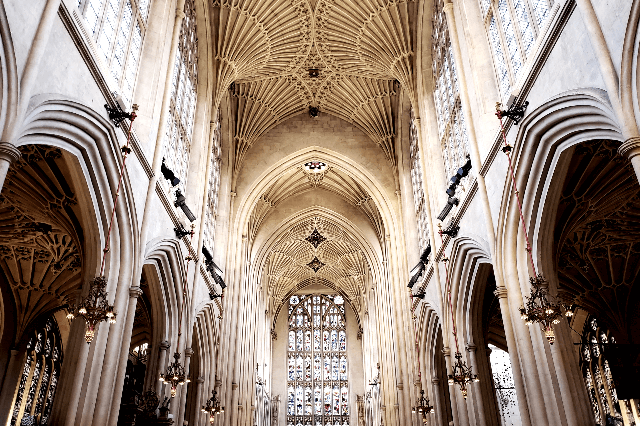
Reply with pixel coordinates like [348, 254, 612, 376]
[431, 378, 440, 385]
[0, 142, 21, 163]
[197, 377, 205, 384]
[185, 347, 194, 357]
[442, 347, 451, 357]
[494, 286, 509, 299]
[618, 136, 640, 159]
[159, 340, 171, 351]
[466, 344, 477, 352]
[129, 286, 143, 298]
[443, 1, 454, 14]
[175, 8, 186, 20]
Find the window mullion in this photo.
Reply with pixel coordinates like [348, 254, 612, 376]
[493, 4, 517, 87]
[507, 0, 528, 62]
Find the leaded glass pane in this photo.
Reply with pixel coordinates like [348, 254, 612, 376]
[490, 344, 522, 426]
[288, 295, 348, 425]
[432, 0, 470, 192]
[162, 0, 197, 196]
[9, 319, 63, 426]
[581, 318, 623, 425]
[498, 0, 523, 77]
[531, 0, 551, 27]
[489, 15, 510, 97]
[408, 111, 430, 252]
[82, 0, 149, 105]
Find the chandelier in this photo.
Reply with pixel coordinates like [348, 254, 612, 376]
[412, 389, 434, 423]
[438, 225, 479, 399]
[66, 276, 116, 343]
[447, 351, 479, 399]
[160, 352, 190, 397]
[202, 390, 224, 423]
[519, 275, 574, 344]
[495, 102, 574, 345]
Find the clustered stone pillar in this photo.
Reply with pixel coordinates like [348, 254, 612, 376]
[156, 341, 171, 397]
[465, 344, 487, 426]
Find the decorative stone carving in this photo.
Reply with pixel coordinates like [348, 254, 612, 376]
[0, 145, 83, 341]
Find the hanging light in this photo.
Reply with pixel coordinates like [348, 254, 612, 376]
[202, 389, 224, 423]
[447, 351, 479, 399]
[412, 389, 435, 423]
[519, 275, 574, 344]
[160, 352, 190, 397]
[495, 103, 575, 345]
[66, 276, 116, 343]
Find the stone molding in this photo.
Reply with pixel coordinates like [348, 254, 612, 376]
[129, 286, 143, 298]
[494, 286, 509, 299]
[618, 136, 640, 159]
[0, 142, 21, 163]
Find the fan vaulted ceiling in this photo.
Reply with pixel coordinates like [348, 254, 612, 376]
[264, 216, 369, 314]
[213, 0, 417, 172]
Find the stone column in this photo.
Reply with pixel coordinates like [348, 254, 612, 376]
[137, 0, 187, 249]
[431, 378, 443, 426]
[0, 143, 21, 193]
[466, 344, 487, 426]
[156, 341, 171, 397]
[104, 286, 143, 426]
[176, 347, 193, 425]
[443, 347, 461, 426]
[0, 349, 21, 424]
[194, 377, 205, 425]
[570, 0, 640, 183]
[494, 286, 533, 426]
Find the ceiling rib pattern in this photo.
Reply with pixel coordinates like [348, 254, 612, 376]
[247, 166, 385, 242]
[213, 0, 416, 177]
[264, 216, 368, 313]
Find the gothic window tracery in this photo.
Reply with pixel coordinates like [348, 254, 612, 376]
[432, 0, 470, 183]
[79, 0, 150, 104]
[287, 294, 349, 426]
[204, 115, 222, 253]
[408, 112, 429, 252]
[481, 0, 554, 99]
[9, 318, 63, 426]
[162, 0, 198, 195]
[580, 318, 628, 426]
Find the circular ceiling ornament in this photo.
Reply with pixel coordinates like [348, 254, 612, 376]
[304, 161, 327, 172]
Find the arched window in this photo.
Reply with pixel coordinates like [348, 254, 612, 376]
[287, 294, 349, 426]
[203, 114, 222, 253]
[481, 0, 554, 99]
[489, 344, 522, 426]
[408, 111, 429, 252]
[162, 0, 198, 195]
[79, 0, 150, 104]
[9, 318, 63, 426]
[580, 318, 627, 426]
[432, 0, 470, 184]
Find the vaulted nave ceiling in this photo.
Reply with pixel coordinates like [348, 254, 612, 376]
[213, 0, 417, 172]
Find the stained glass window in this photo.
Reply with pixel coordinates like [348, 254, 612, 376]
[9, 318, 63, 426]
[203, 113, 222, 253]
[432, 0, 470, 184]
[409, 111, 430, 252]
[489, 345, 522, 426]
[480, 0, 554, 99]
[287, 294, 349, 426]
[580, 318, 630, 426]
[79, 0, 149, 104]
[162, 0, 198, 195]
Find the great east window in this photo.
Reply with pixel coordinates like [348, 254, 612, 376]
[287, 294, 349, 426]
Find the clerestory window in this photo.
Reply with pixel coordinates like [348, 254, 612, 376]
[432, 0, 471, 184]
[408, 111, 430, 252]
[203, 114, 222, 253]
[480, 0, 554, 99]
[79, 0, 150, 104]
[162, 0, 198, 195]
[287, 294, 349, 426]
